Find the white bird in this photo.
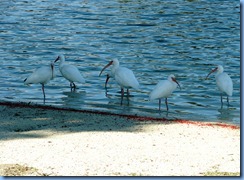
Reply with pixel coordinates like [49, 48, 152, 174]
[24, 62, 55, 103]
[99, 59, 140, 104]
[205, 65, 233, 106]
[54, 55, 85, 91]
[149, 74, 181, 111]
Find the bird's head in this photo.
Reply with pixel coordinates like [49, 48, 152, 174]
[54, 54, 65, 63]
[169, 74, 181, 90]
[99, 59, 119, 77]
[205, 65, 223, 80]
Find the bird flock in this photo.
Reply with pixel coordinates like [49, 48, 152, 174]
[24, 55, 233, 110]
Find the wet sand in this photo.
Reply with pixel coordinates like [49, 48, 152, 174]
[0, 101, 240, 176]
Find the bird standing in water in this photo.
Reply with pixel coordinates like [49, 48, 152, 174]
[99, 59, 140, 104]
[149, 74, 181, 111]
[24, 62, 55, 103]
[205, 65, 233, 106]
[55, 55, 85, 91]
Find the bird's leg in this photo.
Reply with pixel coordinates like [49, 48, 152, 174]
[220, 93, 223, 105]
[165, 98, 169, 111]
[70, 82, 73, 91]
[41, 84, 46, 104]
[220, 103, 223, 109]
[227, 96, 230, 106]
[120, 88, 124, 105]
[73, 82, 76, 89]
[159, 99, 161, 111]
[70, 82, 76, 92]
[126, 89, 130, 105]
[127, 88, 130, 100]
[127, 89, 130, 97]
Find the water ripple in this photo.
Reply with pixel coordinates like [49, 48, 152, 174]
[0, 0, 240, 124]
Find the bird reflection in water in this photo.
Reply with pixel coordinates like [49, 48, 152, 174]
[217, 107, 234, 122]
[61, 91, 86, 107]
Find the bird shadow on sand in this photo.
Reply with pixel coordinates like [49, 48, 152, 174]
[0, 101, 174, 141]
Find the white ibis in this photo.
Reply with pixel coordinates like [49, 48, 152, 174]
[54, 55, 85, 91]
[99, 59, 140, 104]
[24, 62, 55, 103]
[205, 65, 233, 106]
[149, 74, 181, 111]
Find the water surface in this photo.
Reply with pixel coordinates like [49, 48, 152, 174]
[0, 0, 240, 124]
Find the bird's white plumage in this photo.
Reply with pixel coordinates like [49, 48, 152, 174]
[149, 74, 178, 101]
[115, 67, 140, 90]
[60, 64, 85, 83]
[24, 63, 54, 85]
[56, 55, 85, 84]
[99, 58, 140, 104]
[215, 65, 233, 97]
[24, 62, 54, 102]
[206, 65, 233, 105]
[110, 59, 139, 90]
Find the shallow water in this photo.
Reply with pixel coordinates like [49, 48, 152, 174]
[0, 0, 240, 124]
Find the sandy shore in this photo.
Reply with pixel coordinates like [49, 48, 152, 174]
[0, 102, 240, 176]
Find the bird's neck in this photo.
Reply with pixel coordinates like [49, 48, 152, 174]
[111, 64, 119, 74]
[59, 59, 65, 67]
[216, 70, 223, 75]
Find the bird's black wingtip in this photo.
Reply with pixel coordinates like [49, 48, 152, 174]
[24, 78, 27, 82]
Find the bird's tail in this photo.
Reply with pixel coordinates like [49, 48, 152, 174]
[78, 78, 86, 84]
[132, 80, 140, 91]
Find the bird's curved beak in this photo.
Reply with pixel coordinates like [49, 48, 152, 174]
[205, 67, 217, 80]
[105, 74, 110, 88]
[99, 61, 113, 77]
[54, 56, 60, 63]
[172, 77, 181, 90]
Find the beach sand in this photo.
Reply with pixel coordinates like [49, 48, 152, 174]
[0, 102, 240, 176]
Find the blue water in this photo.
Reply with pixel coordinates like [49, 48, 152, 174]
[0, 0, 240, 125]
